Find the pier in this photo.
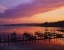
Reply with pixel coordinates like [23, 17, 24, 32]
[0, 30, 64, 46]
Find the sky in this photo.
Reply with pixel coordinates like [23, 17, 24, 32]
[0, 0, 64, 24]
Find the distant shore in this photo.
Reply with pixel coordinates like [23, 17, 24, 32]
[1, 20, 64, 27]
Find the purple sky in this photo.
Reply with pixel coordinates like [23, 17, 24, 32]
[0, 0, 32, 8]
[0, 0, 64, 18]
[0, 0, 64, 24]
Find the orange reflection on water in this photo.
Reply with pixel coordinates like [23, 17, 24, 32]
[0, 26, 64, 46]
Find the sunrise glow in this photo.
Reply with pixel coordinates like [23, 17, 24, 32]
[0, 0, 64, 24]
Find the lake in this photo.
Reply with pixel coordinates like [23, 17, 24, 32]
[0, 26, 64, 50]
[0, 26, 64, 35]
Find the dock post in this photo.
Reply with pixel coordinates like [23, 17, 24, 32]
[41, 36, 42, 43]
[38, 36, 39, 43]
[0, 35, 1, 46]
[22, 35, 24, 45]
[8, 35, 9, 46]
[34, 35, 36, 44]
[26, 37, 27, 44]
[4, 35, 5, 47]
[32, 34, 33, 44]
[58, 31, 60, 41]
[19, 34, 20, 45]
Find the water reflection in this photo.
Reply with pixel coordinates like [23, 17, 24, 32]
[0, 26, 64, 34]
[0, 39, 64, 50]
[0, 26, 64, 50]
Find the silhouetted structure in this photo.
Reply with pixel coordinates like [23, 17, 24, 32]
[11, 29, 16, 41]
[0, 30, 64, 47]
[23, 32, 36, 40]
[40, 20, 64, 27]
[0, 35, 2, 42]
[58, 30, 64, 32]
[3, 20, 64, 27]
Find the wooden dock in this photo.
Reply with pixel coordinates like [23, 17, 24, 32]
[0, 31, 64, 43]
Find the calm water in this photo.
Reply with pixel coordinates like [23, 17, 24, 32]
[0, 26, 64, 34]
[0, 26, 64, 50]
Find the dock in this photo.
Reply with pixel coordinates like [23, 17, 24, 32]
[0, 30, 64, 46]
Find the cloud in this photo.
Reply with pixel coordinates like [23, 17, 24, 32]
[0, 0, 64, 19]
[0, 5, 7, 13]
